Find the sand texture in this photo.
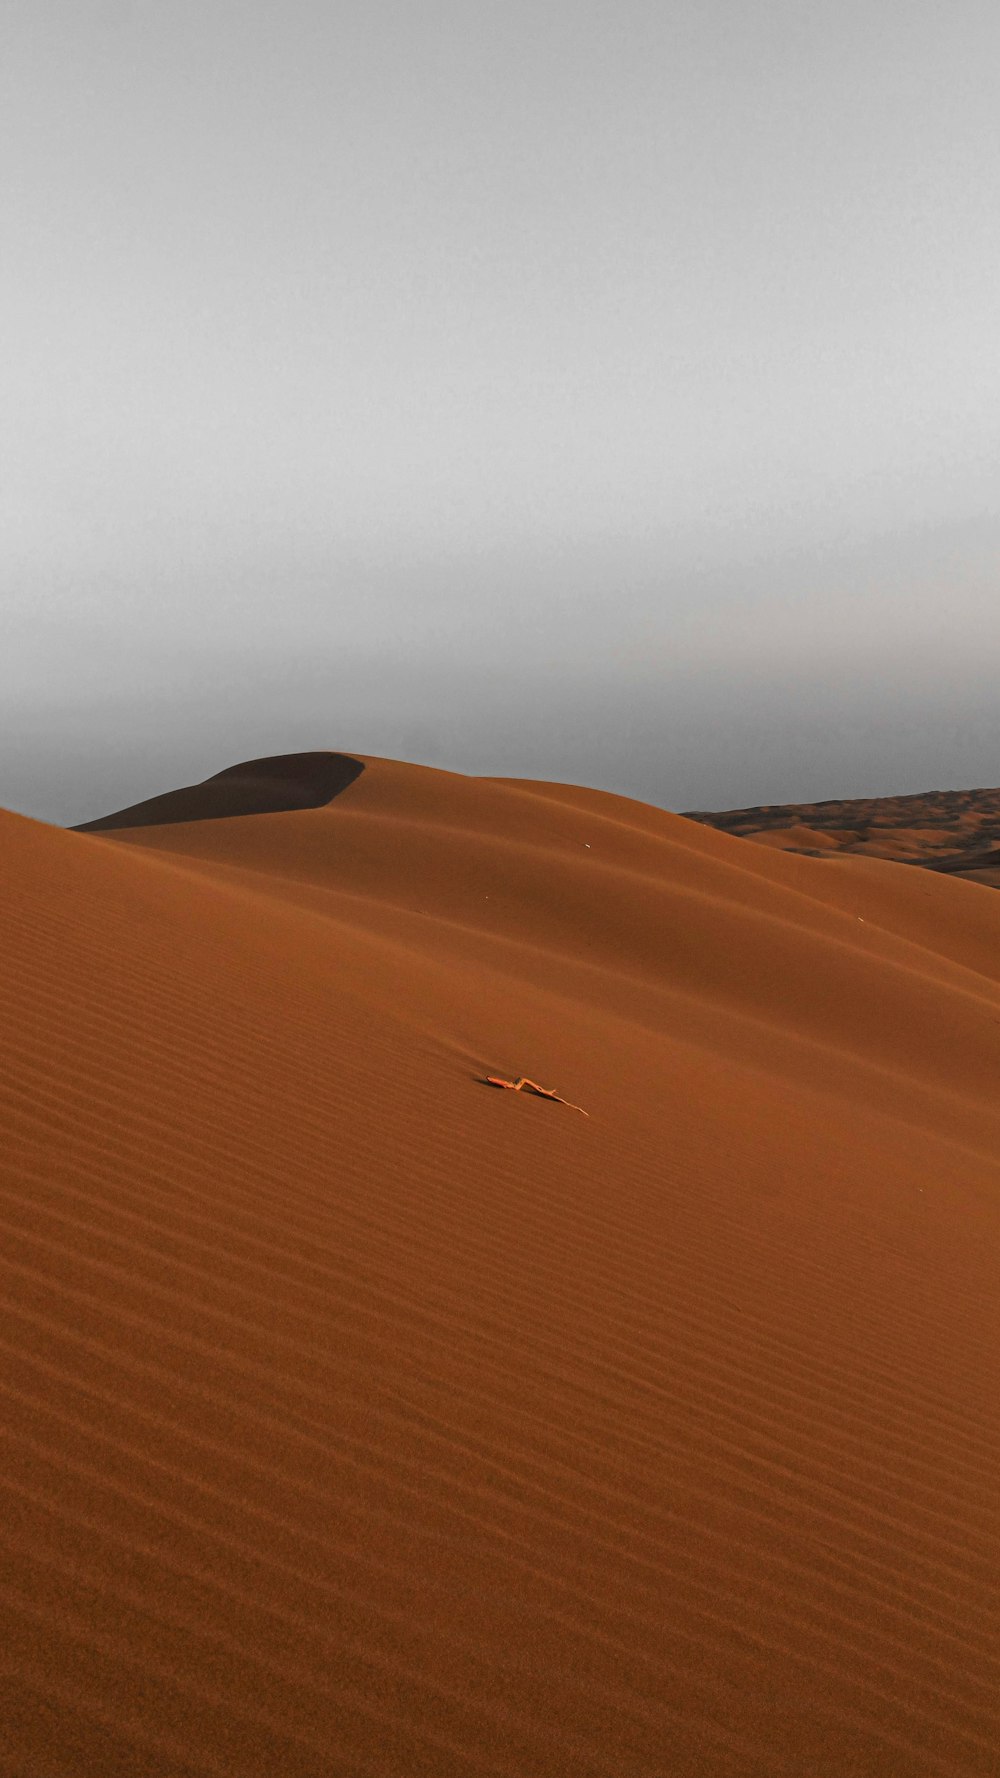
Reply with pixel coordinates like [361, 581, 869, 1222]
[686, 784, 1000, 879]
[2, 752, 999, 1776]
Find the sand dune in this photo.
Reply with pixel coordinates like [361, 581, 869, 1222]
[686, 783, 1000, 881]
[73, 751, 365, 832]
[2, 752, 998, 1776]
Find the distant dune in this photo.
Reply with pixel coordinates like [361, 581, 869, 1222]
[686, 783, 1000, 886]
[1, 751, 998, 1776]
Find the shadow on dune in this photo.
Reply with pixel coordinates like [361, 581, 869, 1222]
[73, 752, 365, 833]
[923, 846, 1000, 875]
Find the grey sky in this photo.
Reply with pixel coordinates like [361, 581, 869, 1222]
[3, 1, 998, 825]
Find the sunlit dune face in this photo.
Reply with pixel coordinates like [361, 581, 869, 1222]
[2, 753, 999, 1777]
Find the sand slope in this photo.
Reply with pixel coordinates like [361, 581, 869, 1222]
[1, 753, 998, 1776]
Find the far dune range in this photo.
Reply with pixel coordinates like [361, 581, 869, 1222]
[1, 751, 998, 1776]
[686, 783, 1000, 886]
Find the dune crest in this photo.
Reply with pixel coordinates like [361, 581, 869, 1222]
[1, 752, 998, 1776]
[73, 750, 364, 831]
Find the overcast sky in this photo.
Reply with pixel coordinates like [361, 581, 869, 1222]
[3, 1, 999, 825]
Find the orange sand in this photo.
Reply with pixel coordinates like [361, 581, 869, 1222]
[1, 752, 998, 1776]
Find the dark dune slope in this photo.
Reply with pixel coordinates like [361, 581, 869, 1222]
[73, 751, 364, 832]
